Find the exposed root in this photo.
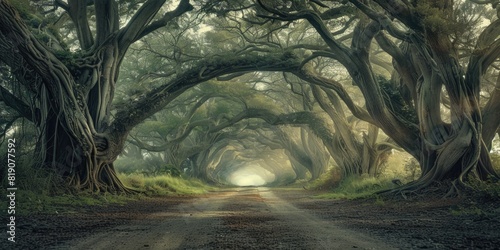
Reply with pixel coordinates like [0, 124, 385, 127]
[377, 179, 469, 200]
[444, 180, 463, 198]
[66, 162, 137, 194]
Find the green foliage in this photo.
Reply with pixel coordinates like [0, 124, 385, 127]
[10, 0, 40, 23]
[313, 175, 396, 200]
[139, 120, 176, 138]
[115, 156, 183, 177]
[414, 1, 460, 34]
[114, 157, 147, 174]
[155, 164, 182, 177]
[377, 76, 419, 127]
[468, 177, 500, 201]
[304, 167, 341, 191]
[404, 158, 421, 181]
[0, 151, 56, 196]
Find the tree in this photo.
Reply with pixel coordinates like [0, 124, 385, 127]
[251, 0, 499, 193]
[0, 0, 300, 192]
[125, 77, 331, 182]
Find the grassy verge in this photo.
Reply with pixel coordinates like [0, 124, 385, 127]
[118, 173, 215, 195]
[0, 173, 215, 215]
[311, 175, 396, 200]
[0, 189, 139, 215]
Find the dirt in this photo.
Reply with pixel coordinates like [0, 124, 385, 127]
[5, 187, 500, 250]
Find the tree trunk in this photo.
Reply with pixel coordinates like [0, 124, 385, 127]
[0, 0, 196, 192]
[298, 8, 499, 193]
[390, 29, 499, 193]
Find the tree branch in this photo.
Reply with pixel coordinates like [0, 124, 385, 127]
[137, 0, 194, 41]
[117, 0, 167, 52]
[117, 0, 192, 53]
[0, 85, 33, 122]
[94, 0, 118, 46]
[67, 0, 94, 49]
[111, 52, 302, 134]
[55, 0, 70, 11]
[292, 68, 375, 124]
[348, 0, 412, 40]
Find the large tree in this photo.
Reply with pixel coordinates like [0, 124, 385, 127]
[250, 0, 500, 193]
[0, 0, 300, 192]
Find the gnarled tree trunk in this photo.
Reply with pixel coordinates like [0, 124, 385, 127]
[0, 0, 193, 192]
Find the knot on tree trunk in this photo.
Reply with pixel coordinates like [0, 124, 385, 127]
[93, 133, 109, 155]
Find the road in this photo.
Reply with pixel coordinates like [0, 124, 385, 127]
[61, 187, 395, 249]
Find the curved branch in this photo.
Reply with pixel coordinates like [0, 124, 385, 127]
[348, 0, 413, 40]
[111, 52, 302, 134]
[369, 0, 421, 31]
[137, 0, 194, 41]
[320, 6, 354, 20]
[292, 69, 375, 124]
[256, 0, 352, 64]
[117, 0, 166, 51]
[118, 0, 193, 52]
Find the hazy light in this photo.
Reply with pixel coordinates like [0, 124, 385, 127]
[227, 165, 275, 187]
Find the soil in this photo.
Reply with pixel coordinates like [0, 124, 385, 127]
[5, 187, 500, 250]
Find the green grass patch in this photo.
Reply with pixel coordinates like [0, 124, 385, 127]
[118, 173, 214, 195]
[0, 189, 138, 215]
[304, 168, 342, 191]
[313, 175, 396, 200]
[468, 176, 500, 200]
[0, 172, 213, 215]
[450, 205, 485, 216]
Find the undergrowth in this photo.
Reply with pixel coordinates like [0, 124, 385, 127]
[118, 173, 214, 195]
[304, 167, 342, 191]
[311, 175, 397, 200]
[0, 153, 213, 215]
[0, 173, 214, 215]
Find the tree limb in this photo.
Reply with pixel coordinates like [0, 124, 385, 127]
[292, 68, 375, 124]
[0, 85, 33, 122]
[137, 0, 194, 41]
[111, 52, 302, 134]
[94, 0, 118, 46]
[67, 0, 94, 49]
[55, 0, 70, 11]
[118, 0, 193, 52]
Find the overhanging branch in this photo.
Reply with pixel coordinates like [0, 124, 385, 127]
[111, 52, 302, 133]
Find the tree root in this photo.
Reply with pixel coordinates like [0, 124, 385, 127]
[377, 179, 469, 200]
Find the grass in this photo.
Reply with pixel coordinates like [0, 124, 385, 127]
[0, 173, 214, 215]
[312, 175, 396, 200]
[0, 166, 214, 215]
[118, 173, 215, 195]
[450, 205, 485, 216]
[0, 189, 138, 215]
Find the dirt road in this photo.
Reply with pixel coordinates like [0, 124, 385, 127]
[60, 187, 393, 249]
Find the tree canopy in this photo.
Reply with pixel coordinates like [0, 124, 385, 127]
[0, 0, 499, 194]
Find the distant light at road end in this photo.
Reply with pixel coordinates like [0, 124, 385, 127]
[227, 165, 275, 187]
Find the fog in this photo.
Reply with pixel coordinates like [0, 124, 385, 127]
[227, 165, 276, 186]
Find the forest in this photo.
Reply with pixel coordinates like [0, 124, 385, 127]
[1, 0, 500, 249]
